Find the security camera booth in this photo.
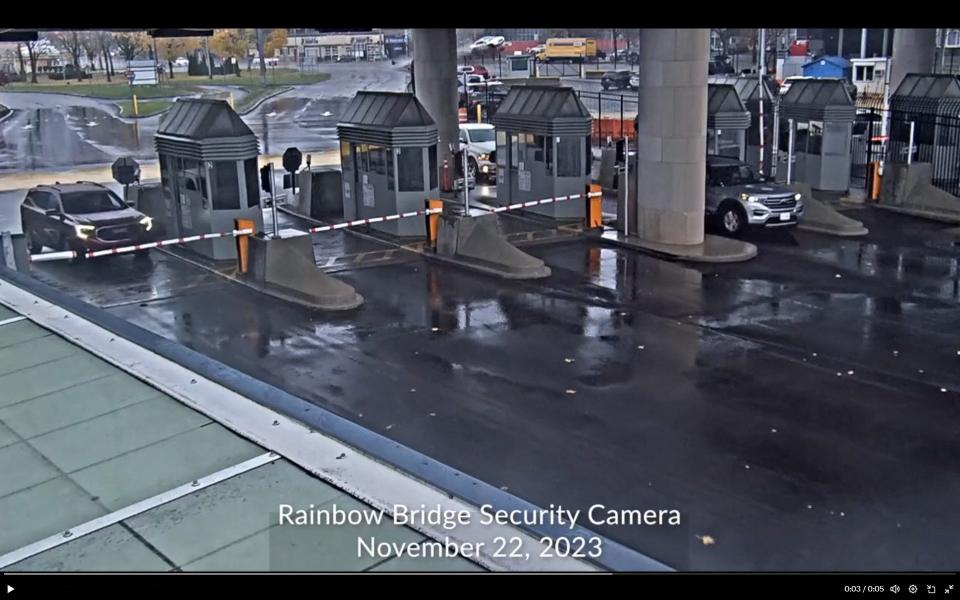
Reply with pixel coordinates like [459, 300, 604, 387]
[491, 86, 593, 219]
[336, 91, 439, 237]
[777, 79, 856, 192]
[154, 98, 264, 260]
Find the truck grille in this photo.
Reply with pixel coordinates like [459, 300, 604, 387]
[96, 224, 134, 241]
[760, 196, 797, 210]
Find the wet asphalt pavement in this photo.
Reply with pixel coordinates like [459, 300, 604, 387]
[23, 205, 960, 571]
[0, 62, 409, 172]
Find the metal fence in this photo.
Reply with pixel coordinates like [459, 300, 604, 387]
[885, 109, 960, 197]
[574, 90, 638, 145]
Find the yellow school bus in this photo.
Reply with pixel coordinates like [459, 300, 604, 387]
[536, 38, 598, 62]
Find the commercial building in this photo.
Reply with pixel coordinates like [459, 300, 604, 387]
[281, 29, 385, 63]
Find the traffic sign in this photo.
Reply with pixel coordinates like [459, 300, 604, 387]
[282, 147, 303, 174]
[260, 165, 272, 193]
[111, 156, 141, 185]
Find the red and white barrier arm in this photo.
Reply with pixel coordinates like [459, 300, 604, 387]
[488, 190, 602, 213]
[29, 228, 255, 263]
[307, 208, 443, 234]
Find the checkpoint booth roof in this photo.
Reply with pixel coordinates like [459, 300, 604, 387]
[707, 83, 751, 161]
[491, 85, 593, 219]
[336, 91, 439, 237]
[778, 78, 856, 192]
[155, 98, 264, 260]
[708, 75, 779, 172]
[888, 74, 960, 191]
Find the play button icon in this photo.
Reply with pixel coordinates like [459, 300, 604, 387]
[6, 585, 13, 594]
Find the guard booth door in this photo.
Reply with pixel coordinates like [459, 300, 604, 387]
[172, 158, 207, 238]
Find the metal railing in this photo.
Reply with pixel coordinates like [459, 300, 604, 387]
[574, 90, 638, 146]
[884, 108, 960, 198]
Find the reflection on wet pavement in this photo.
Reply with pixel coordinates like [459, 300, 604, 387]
[20, 201, 960, 571]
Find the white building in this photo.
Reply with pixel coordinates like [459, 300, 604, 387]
[850, 57, 889, 98]
[281, 29, 385, 63]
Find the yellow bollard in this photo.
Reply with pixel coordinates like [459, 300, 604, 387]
[133, 94, 139, 116]
[476, 104, 482, 123]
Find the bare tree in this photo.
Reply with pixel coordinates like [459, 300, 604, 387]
[14, 43, 27, 78]
[97, 32, 114, 82]
[80, 32, 99, 72]
[49, 32, 84, 80]
[23, 39, 47, 84]
[115, 32, 148, 62]
[256, 29, 267, 85]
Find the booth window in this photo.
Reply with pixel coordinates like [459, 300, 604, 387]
[213, 161, 241, 210]
[807, 121, 823, 155]
[369, 145, 386, 176]
[398, 147, 424, 191]
[546, 137, 553, 174]
[510, 135, 520, 168]
[428, 145, 438, 190]
[557, 137, 581, 177]
[244, 158, 259, 207]
[355, 144, 369, 172]
[496, 131, 507, 168]
[387, 149, 395, 191]
[584, 136, 591, 176]
[533, 135, 545, 162]
[341, 142, 352, 172]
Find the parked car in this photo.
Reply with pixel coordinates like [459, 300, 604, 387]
[705, 155, 804, 236]
[21, 182, 156, 258]
[470, 37, 493, 50]
[601, 70, 634, 90]
[459, 123, 497, 182]
[471, 65, 491, 80]
[173, 57, 189, 67]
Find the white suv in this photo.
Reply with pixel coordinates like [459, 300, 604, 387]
[458, 123, 497, 182]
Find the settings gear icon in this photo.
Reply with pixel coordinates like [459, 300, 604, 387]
[908, 585, 918, 594]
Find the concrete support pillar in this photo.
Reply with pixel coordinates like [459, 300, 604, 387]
[860, 28, 868, 59]
[882, 29, 890, 57]
[413, 29, 459, 182]
[633, 28, 708, 246]
[837, 28, 844, 57]
[890, 29, 937, 93]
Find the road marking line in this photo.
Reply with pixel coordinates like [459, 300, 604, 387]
[0, 452, 278, 569]
[0, 316, 26, 326]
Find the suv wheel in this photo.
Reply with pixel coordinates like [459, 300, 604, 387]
[468, 158, 478, 181]
[718, 204, 746, 236]
[25, 228, 42, 254]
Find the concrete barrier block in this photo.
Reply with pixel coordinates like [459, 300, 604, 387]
[436, 213, 550, 279]
[790, 183, 868, 237]
[247, 234, 363, 311]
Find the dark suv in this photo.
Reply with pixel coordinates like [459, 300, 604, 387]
[21, 182, 155, 257]
[601, 70, 634, 90]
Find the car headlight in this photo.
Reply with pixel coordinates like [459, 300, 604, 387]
[739, 193, 757, 202]
[74, 224, 95, 239]
[794, 193, 802, 201]
[139, 216, 153, 231]
[478, 154, 489, 161]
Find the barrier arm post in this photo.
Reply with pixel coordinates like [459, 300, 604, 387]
[586, 183, 602, 231]
[425, 198, 443, 251]
[235, 218, 255, 274]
